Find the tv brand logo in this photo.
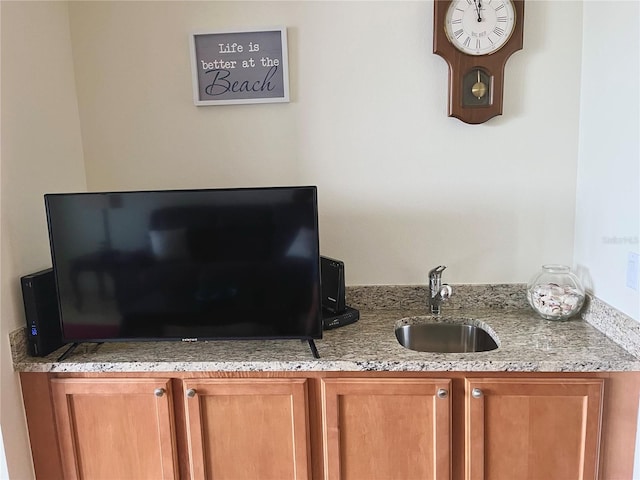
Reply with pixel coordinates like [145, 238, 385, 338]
[181, 338, 199, 342]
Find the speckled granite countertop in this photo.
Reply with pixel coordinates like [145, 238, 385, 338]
[10, 285, 640, 373]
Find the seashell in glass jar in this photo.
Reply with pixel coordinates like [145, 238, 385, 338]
[527, 265, 585, 321]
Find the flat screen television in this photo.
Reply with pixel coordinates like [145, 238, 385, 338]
[44, 186, 322, 354]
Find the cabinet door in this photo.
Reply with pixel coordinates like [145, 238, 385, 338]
[183, 378, 311, 480]
[321, 378, 452, 480]
[465, 378, 604, 480]
[50, 377, 178, 480]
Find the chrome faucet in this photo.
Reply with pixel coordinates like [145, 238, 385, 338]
[428, 265, 453, 314]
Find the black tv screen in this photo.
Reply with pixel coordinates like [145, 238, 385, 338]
[45, 186, 322, 343]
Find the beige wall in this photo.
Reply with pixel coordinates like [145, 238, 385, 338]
[575, 0, 640, 320]
[69, 1, 582, 286]
[2, 0, 637, 476]
[1, 2, 86, 477]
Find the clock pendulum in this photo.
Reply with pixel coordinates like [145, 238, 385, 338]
[472, 69, 487, 100]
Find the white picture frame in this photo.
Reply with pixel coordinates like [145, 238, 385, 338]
[190, 27, 290, 106]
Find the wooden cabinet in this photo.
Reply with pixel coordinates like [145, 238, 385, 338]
[321, 378, 452, 480]
[48, 377, 311, 480]
[50, 378, 179, 480]
[465, 378, 604, 480]
[22, 372, 636, 480]
[320, 376, 604, 480]
[183, 378, 311, 480]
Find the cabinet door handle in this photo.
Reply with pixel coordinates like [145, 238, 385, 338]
[186, 388, 197, 398]
[437, 388, 449, 399]
[472, 388, 483, 398]
[154, 388, 166, 397]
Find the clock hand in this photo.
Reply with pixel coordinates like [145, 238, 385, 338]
[473, 0, 482, 22]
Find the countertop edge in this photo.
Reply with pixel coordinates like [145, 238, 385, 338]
[13, 360, 640, 374]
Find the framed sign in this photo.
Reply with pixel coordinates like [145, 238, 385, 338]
[190, 27, 290, 106]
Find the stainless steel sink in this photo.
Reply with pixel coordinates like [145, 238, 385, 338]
[395, 322, 498, 353]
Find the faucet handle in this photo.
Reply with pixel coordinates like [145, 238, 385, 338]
[438, 284, 453, 300]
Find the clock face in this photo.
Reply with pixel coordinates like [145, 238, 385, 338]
[445, 0, 517, 56]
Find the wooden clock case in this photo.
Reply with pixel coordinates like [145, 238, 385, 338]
[433, 0, 525, 124]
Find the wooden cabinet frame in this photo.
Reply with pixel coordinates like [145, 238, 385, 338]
[20, 371, 640, 480]
[321, 378, 452, 480]
[465, 378, 604, 480]
[182, 378, 311, 480]
[50, 378, 179, 479]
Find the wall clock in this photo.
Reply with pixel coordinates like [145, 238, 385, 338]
[433, 0, 524, 124]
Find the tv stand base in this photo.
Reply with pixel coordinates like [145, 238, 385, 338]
[307, 339, 320, 359]
[57, 342, 104, 362]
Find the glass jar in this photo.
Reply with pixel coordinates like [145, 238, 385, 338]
[527, 265, 585, 320]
